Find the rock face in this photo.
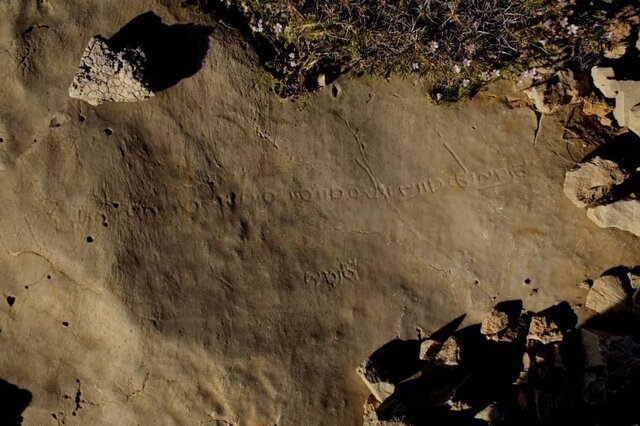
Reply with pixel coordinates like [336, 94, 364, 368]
[562, 157, 628, 208]
[525, 69, 590, 114]
[585, 275, 631, 314]
[69, 36, 154, 105]
[587, 200, 640, 237]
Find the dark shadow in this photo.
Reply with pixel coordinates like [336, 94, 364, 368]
[107, 11, 213, 91]
[428, 314, 466, 342]
[579, 133, 640, 204]
[364, 338, 422, 386]
[361, 294, 640, 425]
[0, 379, 32, 425]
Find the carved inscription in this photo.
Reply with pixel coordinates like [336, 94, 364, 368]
[240, 162, 527, 205]
[304, 259, 360, 287]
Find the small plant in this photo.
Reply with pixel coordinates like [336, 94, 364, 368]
[187, 0, 638, 102]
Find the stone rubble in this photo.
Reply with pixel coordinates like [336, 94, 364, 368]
[585, 275, 631, 314]
[525, 69, 590, 115]
[357, 267, 640, 425]
[69, 36, 155, 106]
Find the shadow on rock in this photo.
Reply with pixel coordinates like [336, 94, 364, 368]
[357, 285, 640, 425]
[0, 378, 32, 425]
[107, 11, 213, 92]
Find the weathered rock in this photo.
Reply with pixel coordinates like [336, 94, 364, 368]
[563, 157, 628, 208]
[591, 66, 640, 137]
[525, 70, 590, 114]
[585, 275, 631, 314]
[69, 36, 155, 105]
[480, 308, 509, 336]
[582, 95, 614, 127]
[587, 200, 640, 237]
[435, 336, 463, 367]
[527, 315, 564, 344]
[418, 339, 442, 361]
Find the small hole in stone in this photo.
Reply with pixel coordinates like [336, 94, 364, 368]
[62, 321, 69, 327]
[331, 85, 339, 98]
[79, 115, 86, 122]
[63, 395, 69, 399]
[112, 202, 120, 209]
[473, 280, 479, 285]
[47, 274, 52, 280]
[7, 296, 15, 307]
[104, 128, 113, 136]
[86, 236, 94, 243]
[524, 278, 531, 285]
[102, 222, 109, 228]
[0, 137, 4, 143]
[24, 285, 29, 290]
[72, 412, 76, 417]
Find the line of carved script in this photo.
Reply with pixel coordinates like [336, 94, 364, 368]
[240, 162, 527, 204]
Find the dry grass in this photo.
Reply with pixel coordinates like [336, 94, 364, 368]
[187, 0, 638, 102]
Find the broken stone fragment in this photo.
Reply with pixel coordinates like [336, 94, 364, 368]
[591, 66, 640, 137]
[585, 275, 631, 314]
[364, 394, 381, 416]
[527, 315, 564, 345]
[563, 157, 628, 208]
[587, 199, 640, 237]
[69, 36, 155, 106]
[525, 69, 590, 114]
[435, 336, 462, 366]
[356, 339, 421, 403]
[480, 308, 509, 336]
[418, 339, 442, 361]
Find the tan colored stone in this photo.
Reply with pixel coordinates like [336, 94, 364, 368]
[480, 308, 509, 336]
[527, 315, 563, 344]
[587, 200, 640, 237]
[435, 336, 463, 367]
[563, 157, 627, 208]
[585, 275, 631, 314]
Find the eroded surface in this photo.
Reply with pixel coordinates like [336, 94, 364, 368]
[1, 1, 639, 425]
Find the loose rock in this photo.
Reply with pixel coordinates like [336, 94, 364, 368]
[435, 336, 463, 367]
[480, 308, 509, 336]
[585, 275, 631, 314]
[418, 339, 442, 361]
[69, 36, 155, 106]
[587, 200, 640, 237]
[591, 66, 640, 137]
[525, 69, 590, 114]
[527, 315, 564, 344]
[563, 157, 628, 208]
